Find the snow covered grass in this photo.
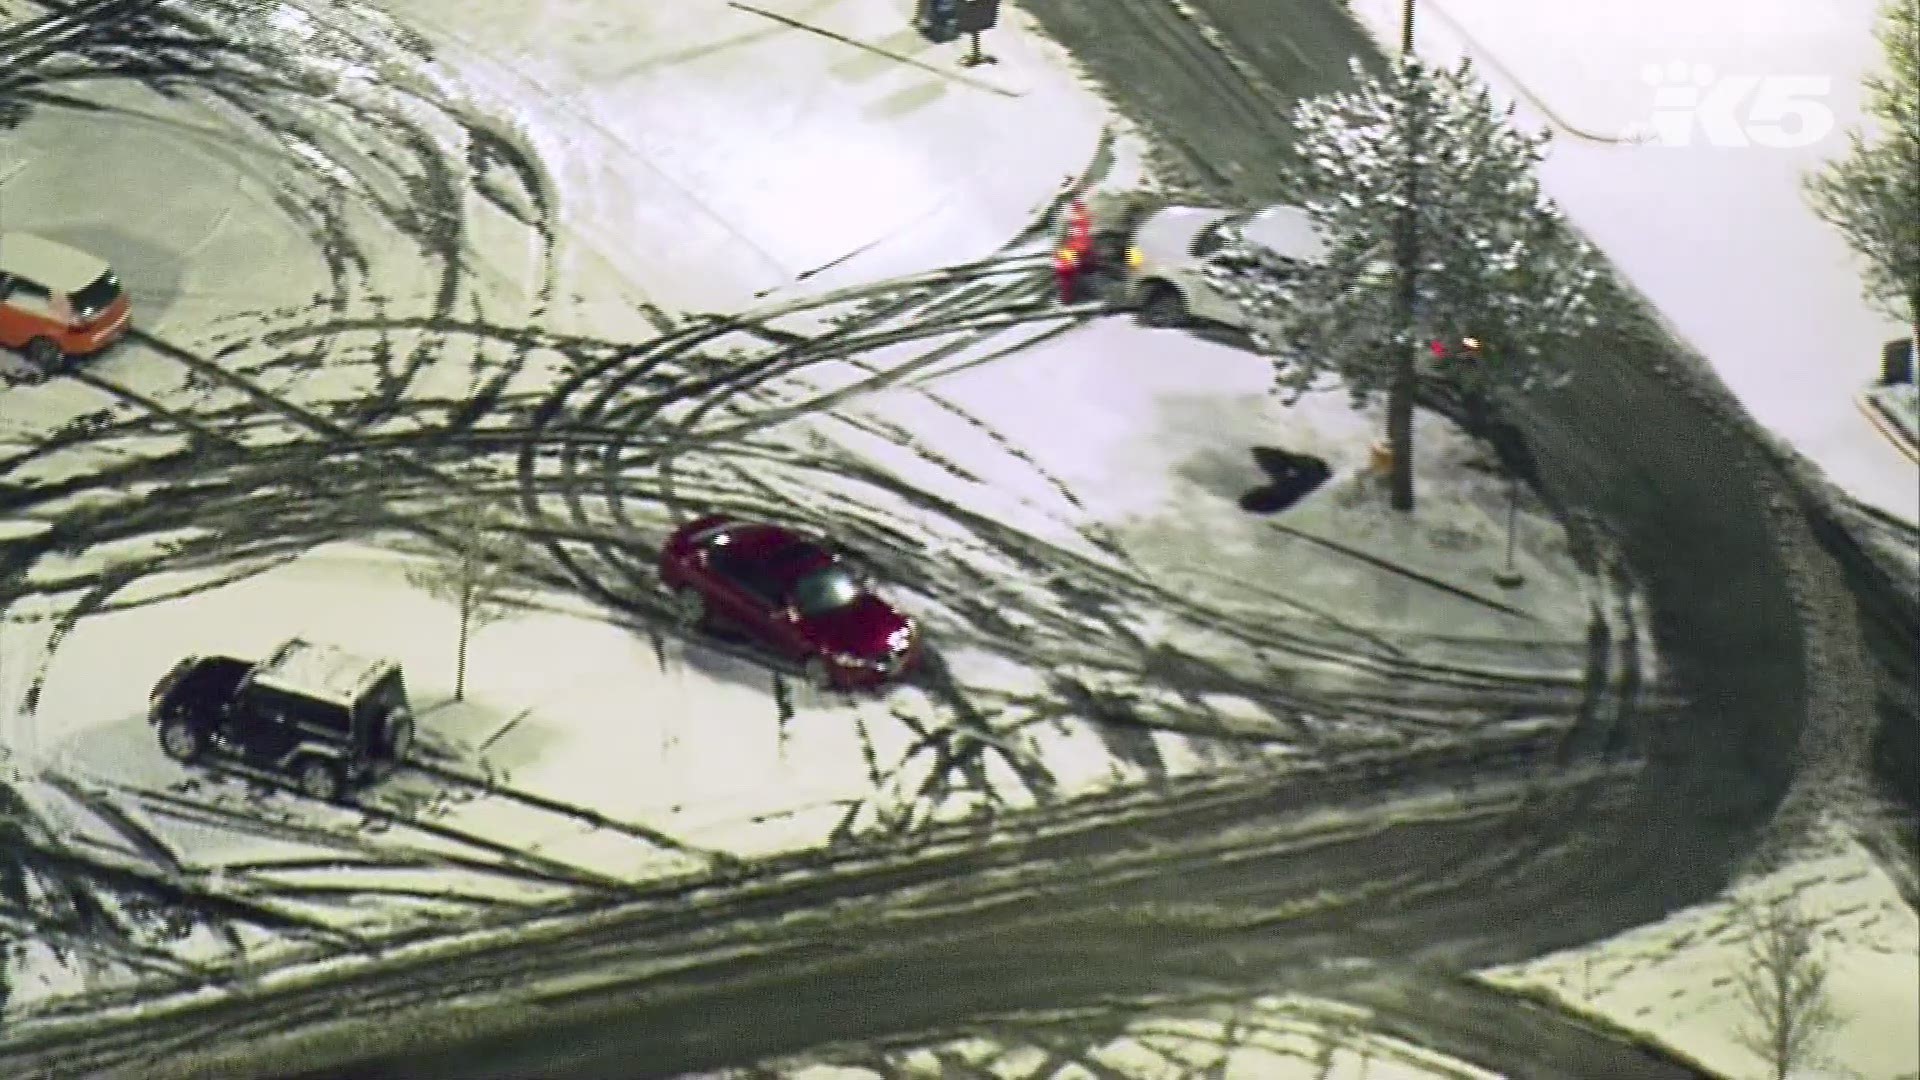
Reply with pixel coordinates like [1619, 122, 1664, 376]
[1480, 836, 1920, 1080]
[897, 318, 1612, 651]
[737, 994, 1498, 1079]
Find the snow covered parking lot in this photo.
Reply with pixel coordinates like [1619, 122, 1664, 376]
[0, 0, 1666, 1027]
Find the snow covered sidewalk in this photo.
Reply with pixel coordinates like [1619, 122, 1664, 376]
[1346, 0, 1920, 523]
[1481, 834, 1920, 1080]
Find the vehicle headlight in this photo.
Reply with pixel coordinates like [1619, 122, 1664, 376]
[1125, 246, 1144, 268]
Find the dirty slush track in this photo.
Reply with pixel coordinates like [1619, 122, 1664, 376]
[0, 1, 1798, 1079]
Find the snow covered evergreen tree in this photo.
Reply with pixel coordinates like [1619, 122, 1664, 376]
[1201, 58, 1611, 511]
[1806, 0, 1920, 355]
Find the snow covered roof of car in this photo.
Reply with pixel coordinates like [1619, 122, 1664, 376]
[0, 233, 111, 293]
[1238, 205, 1327, 263]
[249, 638, 397, 706]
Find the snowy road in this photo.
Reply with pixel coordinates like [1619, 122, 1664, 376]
[0, 743, 1709, 1079]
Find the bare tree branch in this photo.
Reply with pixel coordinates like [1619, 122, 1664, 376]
[404, 503, 535, 700]
[1731, 894, 1844, 1080]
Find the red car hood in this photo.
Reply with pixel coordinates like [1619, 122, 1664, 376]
[803, 594, 910, 658]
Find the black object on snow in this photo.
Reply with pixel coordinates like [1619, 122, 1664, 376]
[1240, 447, 1333, 514]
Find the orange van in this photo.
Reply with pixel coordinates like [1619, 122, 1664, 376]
[0, 233, 132, 368]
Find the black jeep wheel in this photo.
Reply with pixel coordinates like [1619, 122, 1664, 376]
[295, 757, 345, 802]
[25, 337, 63, 369]
[1138, 283, 1187, 328]
[158, 716, 205, 763]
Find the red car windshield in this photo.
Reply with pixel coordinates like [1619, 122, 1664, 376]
[791, 566, 861, 616]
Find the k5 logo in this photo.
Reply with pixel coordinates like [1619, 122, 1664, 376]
[1626, 62, 1836, 148]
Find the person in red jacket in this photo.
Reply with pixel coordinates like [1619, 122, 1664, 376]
[1054, 197, 1093, 303]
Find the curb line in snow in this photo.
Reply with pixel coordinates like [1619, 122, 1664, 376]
[1466, 977, 1727, 1078]
[1857, 389, 1920, 465]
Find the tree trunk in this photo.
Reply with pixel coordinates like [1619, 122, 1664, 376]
[455, 580, 472, 702]
[1388, 354, 1417, 510]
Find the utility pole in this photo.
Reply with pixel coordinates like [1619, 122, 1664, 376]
[1388, 0, 1423, 512]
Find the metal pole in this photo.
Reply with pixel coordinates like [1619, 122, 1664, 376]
[1401, 0, 1416, 52]
[1495, 473, 1524, 588]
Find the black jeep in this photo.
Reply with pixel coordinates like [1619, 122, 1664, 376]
[148, 638, 415, 802]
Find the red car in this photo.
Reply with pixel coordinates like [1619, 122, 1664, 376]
[0, 233, 132, 367]
[658, 515, 920, 689]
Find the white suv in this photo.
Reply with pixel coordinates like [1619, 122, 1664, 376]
[1122, 203, 1328, 330]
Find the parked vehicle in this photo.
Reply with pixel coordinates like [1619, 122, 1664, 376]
[1088, 194, 1482, 365]
[658, 514, 920, 690]
[0, 233, 131, 368]
[1122, 203, 1328, 329]
[148, 638, 415, 802]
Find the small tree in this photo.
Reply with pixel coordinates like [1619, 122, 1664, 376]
[405, 505, 528, 701]
[1731, 894, 1843, 1080]
[1203, 58, 1613, 511]
[1806, 0, 1920, 355]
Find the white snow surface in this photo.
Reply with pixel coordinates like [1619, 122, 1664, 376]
[1481, 837, 1920, 1080]
[734, 994, 1500, 1079]
[1346, 0, 1920, 523]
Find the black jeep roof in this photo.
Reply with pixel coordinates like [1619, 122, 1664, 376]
[248, 639, 397, 707]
